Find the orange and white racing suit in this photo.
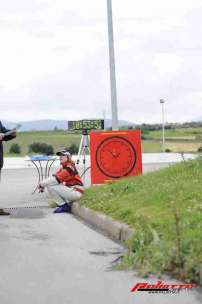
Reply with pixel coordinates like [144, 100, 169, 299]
[40, 160, 84, 206]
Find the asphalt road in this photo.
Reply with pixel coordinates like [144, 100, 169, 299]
[0, 168, 201, 304]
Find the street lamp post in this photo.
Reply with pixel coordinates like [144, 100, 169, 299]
[160, 99, 165, 152]
[106, 0, 118, 130]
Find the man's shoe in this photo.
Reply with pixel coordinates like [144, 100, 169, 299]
[0, 209, 10, 216]
[53, 203, 71, 214]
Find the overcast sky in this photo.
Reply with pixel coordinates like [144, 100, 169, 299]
[0, 0, 202, 123]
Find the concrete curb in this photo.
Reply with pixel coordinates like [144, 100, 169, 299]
[199, 264, 202, 285]
[72, 202, 135, 242]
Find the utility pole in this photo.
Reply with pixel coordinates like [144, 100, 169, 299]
[103, 109, 106, 129]
[106, 0, 118, 130]
[160, 99, 165, 152]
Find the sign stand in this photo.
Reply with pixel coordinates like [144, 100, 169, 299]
[67, 119, 104, 185]
[76, 130, 90, 185]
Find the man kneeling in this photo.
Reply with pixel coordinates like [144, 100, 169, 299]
[38, 150, 84, 213]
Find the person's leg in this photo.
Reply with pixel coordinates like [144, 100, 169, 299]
[46, 186, 70, 212]
[46, 184, 82, 205]
[0, 169, 10, 215]
[46, 184, 82, 213]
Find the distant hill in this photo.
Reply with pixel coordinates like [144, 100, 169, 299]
[195, 116, 202, 122]
[1, 119, 135, 131]
[104, 119, 135, 129]
[1, 120, 67, 131]
[1, 120, 17, 130]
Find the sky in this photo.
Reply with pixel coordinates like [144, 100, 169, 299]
[0, 0, 202, 123]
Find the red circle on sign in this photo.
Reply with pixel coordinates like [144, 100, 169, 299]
[96, 136, 137, 178]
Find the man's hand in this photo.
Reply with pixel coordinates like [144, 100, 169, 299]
[38, 184, 45, 193]
[0, 133, 5, 141]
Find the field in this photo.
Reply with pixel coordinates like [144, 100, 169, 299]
[3, 127, 202, 156]
[142, 127, 202, 152]
[143, 127, 202, 139]
[4, 130, 81, 156]
[142, 139, 202, 153]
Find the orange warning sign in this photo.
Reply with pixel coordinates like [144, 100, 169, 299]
[90, 130, 142, 184]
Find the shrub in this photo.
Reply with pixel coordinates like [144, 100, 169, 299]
[66, 143, 79, 155]
[28, 142, 54, 155]
[9, 143, 21, 154]
[165, 148, 172, 152]
[198, 146, 202, 152]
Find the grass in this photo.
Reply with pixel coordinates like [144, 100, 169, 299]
[144, 127, 202, 139]
[4, 130, 81, 156]
[3, 128, 202, 156]
[80, 158, 202, 283]
[141, 139, 202, 153]
[141, 127, 202, 152]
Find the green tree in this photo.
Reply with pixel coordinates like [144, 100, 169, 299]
[66, 144, 79, 155]
[9, 143, 21, 154]
[28, 142, 54, 155]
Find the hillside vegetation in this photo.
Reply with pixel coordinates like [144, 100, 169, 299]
[80, 158, 202, 283]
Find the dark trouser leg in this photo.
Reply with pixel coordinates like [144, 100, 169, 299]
[0, 169, 10, 215]
[0, 209, 10, 215]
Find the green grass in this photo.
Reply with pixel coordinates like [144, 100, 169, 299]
[142, 139, 202, 153]
[144, 127, 202, 140]
[142, 127, 202, 152]
[3, 128, 202, 156]
[80, 158, 202, 283]
[4, 130, 81, 156]
[141, 127, 202, 152]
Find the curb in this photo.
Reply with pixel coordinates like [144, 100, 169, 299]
[72, 202, 135, 242]
[199, 264, 202, 285]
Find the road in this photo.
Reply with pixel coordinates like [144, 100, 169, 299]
[0, 168, 201, 304]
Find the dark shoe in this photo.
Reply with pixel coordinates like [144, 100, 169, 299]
[0, 209, 10, 216]
[53, 203, 71, 214]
